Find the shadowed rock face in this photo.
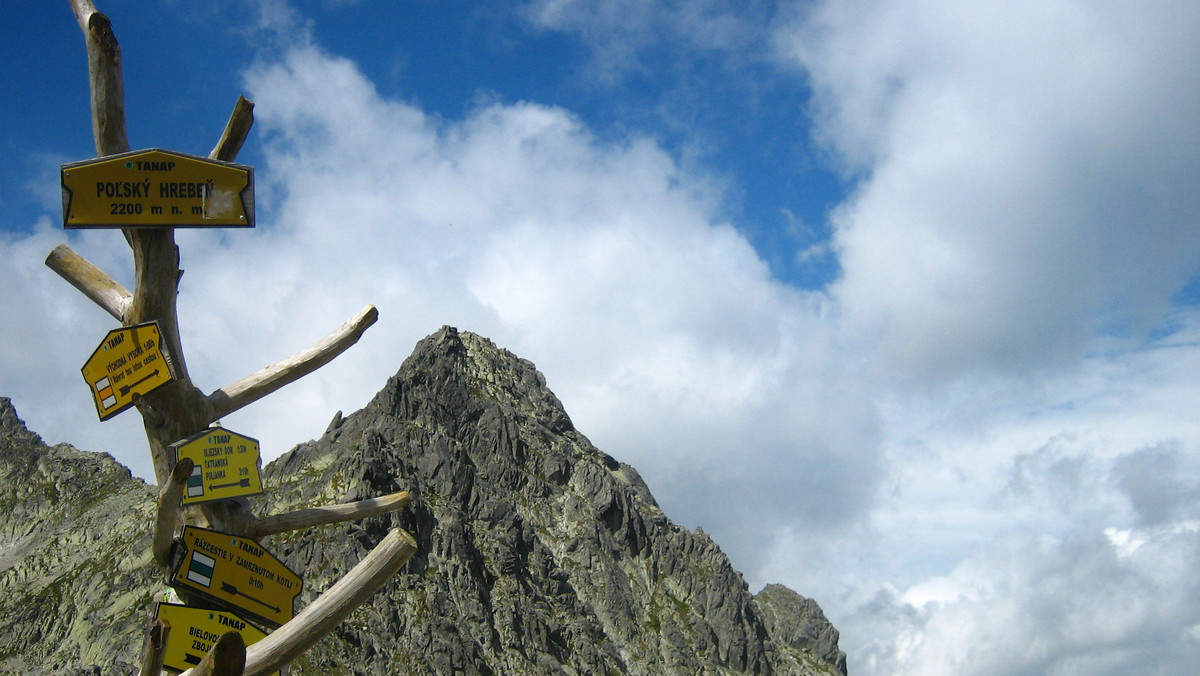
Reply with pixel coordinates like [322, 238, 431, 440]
[0, 398, 155, 675]
[757, 584, 849, 675]
[0, 327, 846, 675]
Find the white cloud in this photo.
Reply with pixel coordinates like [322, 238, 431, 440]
[1111, 442, 1200, 527]
[755, 321, 1200, 675]
[845, 520, 1200, 676]
[776, 0, 1200, 383]
[0, 261, 152, 476]
[227, 43, 887, 565]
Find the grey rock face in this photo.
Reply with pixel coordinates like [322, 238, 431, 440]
[0, 327, 847, 675]
[0, 397, 154, 674]
[756, 584, 848, 675]
[261, 327, 845, 675]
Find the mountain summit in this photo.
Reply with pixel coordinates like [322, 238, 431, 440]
[0, 326, 846, 674]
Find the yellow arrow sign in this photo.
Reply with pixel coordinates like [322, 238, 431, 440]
[169, 427, 264, 505]
[61, 148, 254, 228]
[153, 602, 277, 674]
[171, 526, 302, 628]
[80, 321, 176, 421]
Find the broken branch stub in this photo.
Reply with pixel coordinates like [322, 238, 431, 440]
[136, 618, 169, 676]
[211, 96, 255, 162]
[44, 244, 132, 322]
[191, 631, 247, 676]
[70, 0, 129, 157]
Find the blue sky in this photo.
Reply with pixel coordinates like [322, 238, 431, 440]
[1, 0, 843, 286]
[3, 2, 1200, 675]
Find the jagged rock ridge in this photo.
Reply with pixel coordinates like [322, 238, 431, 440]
[262, 326, 845, 675]
[0, 327, 846, 675]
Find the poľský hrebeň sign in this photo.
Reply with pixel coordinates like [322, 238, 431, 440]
[61, 148, 254, 228]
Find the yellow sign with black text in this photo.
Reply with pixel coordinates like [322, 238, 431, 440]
[171, 526, 302, 628]
[153, 603, 277, 674]
[168, 427, 264, 505]
[80, 322, 176, 421]
[61, 148, 254, 228]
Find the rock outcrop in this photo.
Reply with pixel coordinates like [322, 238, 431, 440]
[0, 398, 155, 674]
[0, 327, 846, 675]
[756, 584, 848, 675]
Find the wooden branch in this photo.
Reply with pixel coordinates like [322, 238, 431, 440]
[70, 0, 129, 156]
[210, 96, 255, 162]
[153, 457, 193, 569]
[191, 631, 246, 676]
[44, 244, 132, 322]
[207, 305, 379, 422]
[245, 491, 411, 538]
[137, 618, 169, 676]
[240, 528, 417, 676]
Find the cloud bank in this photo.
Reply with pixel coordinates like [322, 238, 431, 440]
[779, 0, 1200, 382]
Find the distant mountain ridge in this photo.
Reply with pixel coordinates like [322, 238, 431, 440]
[0, 326, 846, 674]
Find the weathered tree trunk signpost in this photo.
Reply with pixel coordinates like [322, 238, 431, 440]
[45, 2, 418, 673]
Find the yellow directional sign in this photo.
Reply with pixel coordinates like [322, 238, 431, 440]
[171, 526, 302, 628]
[61, 148, 254, 228]
[168, 427, 264, 505]
[80, 321, 176, 421]
[153, 602, 276, 674]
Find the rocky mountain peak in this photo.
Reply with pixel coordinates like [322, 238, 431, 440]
[0, 396, 41, 448]
[0, 328, 846, 674]
[263, 326, 845, 674]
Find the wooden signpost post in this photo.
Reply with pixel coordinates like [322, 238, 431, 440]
[47, 2, 420, 673]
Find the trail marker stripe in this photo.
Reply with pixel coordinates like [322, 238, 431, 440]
[186, 465, 205, 498]
[187, 551, 215, 587]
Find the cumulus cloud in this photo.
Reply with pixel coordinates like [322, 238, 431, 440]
[849, 521, 1200, 676]
[776, 0, 1200, 383]
[1111, 443, 1200, 527]
[229, 42, 885, 566]
[2, 32, 878, 561]
[760, 320, 1200, 676]
[868, 440, 1200, 676]
[0, 221, 153, 474]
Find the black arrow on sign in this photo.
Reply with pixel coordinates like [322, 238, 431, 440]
[220, 581, 280, 614]
[119, 368, 160, 396]
[184, 653, 202, 665]
[211, 478, 252, 490]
